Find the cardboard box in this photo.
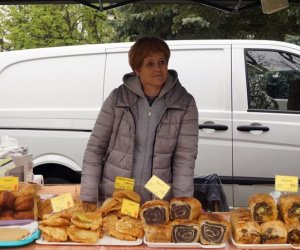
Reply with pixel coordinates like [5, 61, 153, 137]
[0, 153, 33, 182]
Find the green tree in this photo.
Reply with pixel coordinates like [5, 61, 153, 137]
[0, 4, 115, 50]
[113, 3, 300, 44]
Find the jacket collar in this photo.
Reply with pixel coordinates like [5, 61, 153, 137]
[115, 70, 189, 110]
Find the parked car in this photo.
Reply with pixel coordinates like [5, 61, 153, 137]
[0, 40, 299, 207]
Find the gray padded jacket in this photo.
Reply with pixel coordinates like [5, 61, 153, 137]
[80, 70, 198, 202]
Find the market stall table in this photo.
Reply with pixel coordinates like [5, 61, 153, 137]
[20, 185, 239, 250]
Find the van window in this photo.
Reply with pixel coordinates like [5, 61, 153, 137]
[245, 49, 300, 112]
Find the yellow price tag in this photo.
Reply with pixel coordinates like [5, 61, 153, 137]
[121, 198, 140, 218]
[275, 175, 298, 192]
[50, 193, 74, 213]
[0, 176, 19, 191]
[145, 175, 170, 199]
[115, 176, 135, 191]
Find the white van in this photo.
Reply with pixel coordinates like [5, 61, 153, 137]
[0, 40, 300, 207]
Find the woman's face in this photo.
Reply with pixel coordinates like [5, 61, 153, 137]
[135, 51, 168, 95]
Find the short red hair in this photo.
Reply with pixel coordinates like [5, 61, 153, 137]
[129, 37, 170, 72]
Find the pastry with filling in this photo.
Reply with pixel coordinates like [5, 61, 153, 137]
[112, 190, 141, 203]
[248, 193, 278, 222]
[115, 216, 144, 238]
[39, 225, 68, 242]
[287, 223, 300, 244]
[278, 194, 300, 225]
[103, 213, 137, 241]
[170, 197, 201, 220]
[199, 213, 230, 245]
[67, 225, 100, 243]
[71, 212, 102, 230]
[144, 222, 172, 243]
[171, 219, 200, 243]
[230, 208, 261, 244]
[140, 200, 169, 225]
[260, 220, 287, 244]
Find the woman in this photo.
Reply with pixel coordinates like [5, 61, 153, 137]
[80, 37, 198, 203]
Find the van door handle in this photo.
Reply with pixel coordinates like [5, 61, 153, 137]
[199, 124, 228, 131]
[237, 125, 269, 132]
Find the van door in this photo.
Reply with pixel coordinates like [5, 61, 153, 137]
[232, 43, 300, 207]
[168, 44, 233, 205]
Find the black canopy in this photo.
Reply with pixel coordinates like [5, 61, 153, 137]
[0, 0, 298, 13]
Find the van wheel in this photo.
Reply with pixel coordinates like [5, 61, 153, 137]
[33, 164, 81, 184]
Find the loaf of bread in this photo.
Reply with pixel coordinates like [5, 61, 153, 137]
[169, 197, 201, 220]
[140, 200, 169, 225]
[248, 193, 278, 222]
[260, 220, 287, 244]
[230, 208, 261, 244]
[278, 194, 300, 225]
[199, 213, 230, 245]
[171, 219, 200, 243]
[144, 222, 172, 242]
[287, 222, 300, 244]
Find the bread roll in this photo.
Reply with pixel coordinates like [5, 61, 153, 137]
[278, 194, 300, 225]
[13, 183, 40, 197]
[261, 220, 287, 244]
[170, 197, 201, 220]
[0, 191, 15, 210]
[230, 208, 261, 244]
[144, 222, 172, 243]
[14, 195, 34, 211]
[140, 200, 169, 225]
[0, 210, 14, 220]
[171, 219, 200, 243]
[287, 223, 300, 244]
[13, 210, 34, 220]
[199, 213, 230, 245]
[248, 193, 278, 222]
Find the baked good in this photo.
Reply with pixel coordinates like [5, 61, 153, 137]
[103, 213, 137, 241]
[0, 228, 30, 241]
[96, 198, 122, 215]
[230, 208, 261, 244]
[0, 211, 14, 220]
[198, 213, 230, 245]
[278, 194, 300, 225]
[0, 210, 14, 219]
[144, 222, 172, 242]
[287, 223, 300, 244]
[71, 212, 102, 230]
[38, 199, 53, 220]
[13, 183, 40, 197]
[248, 193, 278, 222]
[0, 191, 15, 210]
[140, 200, 169, 225]
[13, 210, 34, 220]
[260, 220, 287, 244]
[14, 195, 34, 211]
[171, 219, 200, 243]
[115, 216, 144, 238]
[169, 197, 201, 220]
[39, 225, 68, 242]
[67, 225, 100, 243]
[112, 190, 141, 203]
